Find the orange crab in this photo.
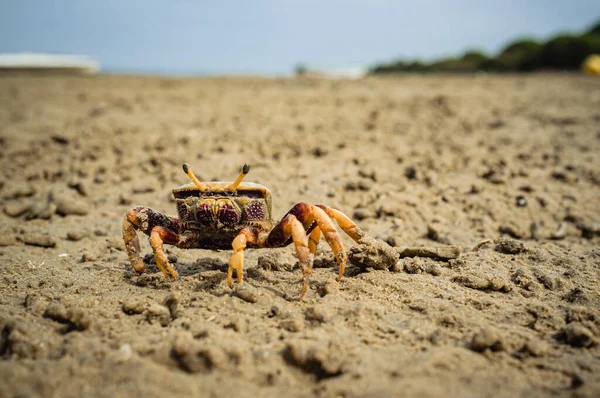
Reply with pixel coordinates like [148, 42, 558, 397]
[122, 163, 365, 298]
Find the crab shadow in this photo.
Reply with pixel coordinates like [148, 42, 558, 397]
[120, 256, 282, 294]
[121, 256, 228, 290]
[121, 255, 364, 299]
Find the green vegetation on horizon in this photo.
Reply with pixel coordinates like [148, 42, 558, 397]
[371, 19, 600, 74]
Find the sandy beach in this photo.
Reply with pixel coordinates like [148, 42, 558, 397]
[1, 73, 599, 397]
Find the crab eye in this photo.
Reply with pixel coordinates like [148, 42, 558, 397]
[244, 201, 265, 221]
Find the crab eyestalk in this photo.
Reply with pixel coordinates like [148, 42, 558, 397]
[182, 163, 207, 191]
[225, 163, 250, 191]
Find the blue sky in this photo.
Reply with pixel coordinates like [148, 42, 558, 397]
[1, 0, 598, 74]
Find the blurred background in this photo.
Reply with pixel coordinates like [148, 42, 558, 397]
[1, 0, 599, 75]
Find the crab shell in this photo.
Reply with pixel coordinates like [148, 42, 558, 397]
[172, 182, 274, 248]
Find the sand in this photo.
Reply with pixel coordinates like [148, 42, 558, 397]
[0, 73, 599, 397]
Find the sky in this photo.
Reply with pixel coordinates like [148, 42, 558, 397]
[1, 0, 599, 75]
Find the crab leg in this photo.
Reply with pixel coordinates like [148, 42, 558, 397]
[316, 204, 365, 242]
[122, 214, 145, 273]
[228, 228, 258, 288]
[263, 213, 314, 298]
[306, 206, 363, 254]
[285, 215, 313, 298]
[122, 206, 181, 277]
[308, 227, 322, 256]
[265, 202, 354, 298]
[310, 205, 349, 282]
[150, 226, 179, 279]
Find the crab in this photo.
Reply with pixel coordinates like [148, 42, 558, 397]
[122, 163, 366, 298]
